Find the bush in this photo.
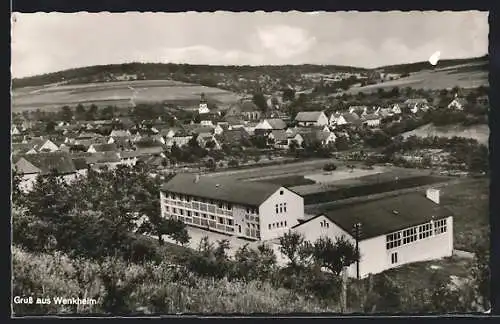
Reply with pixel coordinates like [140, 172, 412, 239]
[228, 159, 239, 168]
[323, 163, 337, 171]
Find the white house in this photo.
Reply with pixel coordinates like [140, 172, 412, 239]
[294, 111, 329, 127]
[13, 152, 78, 192]
[447, 98, 468, 111]
[160, 174, 304, 242]
[11, 125, 21, 135]
[255, 119, 287, 131]
[200, 120, 215, 127]
[405, 98, 429, 114]
[290, 189, 453, 278]
[362, 114, 382, 128]
[391, 104, 402, 115]
[213, 124, 224, 136]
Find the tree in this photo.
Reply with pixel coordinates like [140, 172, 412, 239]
[335, 136, 349, 151]
[12, 168, 25, 207]
[75, 104, 86, 120]
[311, 236, 359, 276]
[205, 158, 216, 171]
[45, 121, 57, 133]
[282, 88, 296, 102]
[86, 104, 99, 121]
[60, 105, 73, 122]
[288, 140, 299, 154]
[279, 231, 312, 269]
[100, 105, 116, 120]
[252, 93, 269, 113]
[323, 163, 337, 172]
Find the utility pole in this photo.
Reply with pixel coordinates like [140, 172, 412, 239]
[353, 222, 362, 280]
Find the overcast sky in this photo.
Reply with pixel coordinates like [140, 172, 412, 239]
[11, 11, 488, 78]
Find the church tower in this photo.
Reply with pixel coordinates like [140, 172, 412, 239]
[198, 93, 210, 114]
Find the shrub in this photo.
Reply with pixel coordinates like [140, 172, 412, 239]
[323, 163, 337, 171]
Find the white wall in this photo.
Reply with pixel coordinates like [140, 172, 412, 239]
[293, 215, 355, 245]
[259, 187, 304, 241]
[357, 216, 454, 278]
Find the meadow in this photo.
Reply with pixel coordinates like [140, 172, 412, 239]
[344, 62, 488, 95]
[12, 79, 241, 112]
[401, 123, 490, 146]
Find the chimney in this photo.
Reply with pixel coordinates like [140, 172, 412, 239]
[426, 188, 440, 204]
[194, 174, 200, 183]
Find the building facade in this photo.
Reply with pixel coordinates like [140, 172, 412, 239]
[160, 174, 304, 241]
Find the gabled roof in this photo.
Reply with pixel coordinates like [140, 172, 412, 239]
[161, 173, 285, 207]
[449, 98, 468, 105]
[89, 143, 118, 152]
[15, 152, 76, 175]
[404, 98, 428, 105]
[342, 113, 362, 124]
[294, 111, 325, 122]
[270, 130, 288, 142]
[85, 152, 121, 164]
[266, 118, 287, 130]
[308, 192, 452, 240]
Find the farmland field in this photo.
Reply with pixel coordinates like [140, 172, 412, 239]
[401, 123, 489, 146]
[12, 79, 241, 112]
[343, 62, 488, 95]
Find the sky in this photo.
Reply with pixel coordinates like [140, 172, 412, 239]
[11, 11, 488, 78]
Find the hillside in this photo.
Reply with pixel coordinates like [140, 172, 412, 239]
[344, 59, 488, 95]
[401, 123, 489, 146]
[11, 79, 241, 112]
[375, 55, 488, 74]
[12, 62, 368, 89]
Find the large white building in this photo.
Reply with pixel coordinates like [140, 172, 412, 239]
[160, 174, 304, 241]
[292, 188, 453, 278]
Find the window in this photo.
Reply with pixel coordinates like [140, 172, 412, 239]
[227, 219, 233, 226]
[434, 219, 447, 234]
[391, 252, 398, 264]
[275, 204, 279, 214]
[419, 223, 433, 240]
[246, 207, 250, 213]
[284, 221, 287, 227]
[386, 232, 402, 250]
[218, 202, 223, 208]
[218, 217, 224, 224]
[195, 212, 199, 217]
[272, 223, 276, 229]
[402, 227, 418, 244]
[210, 215, 215, 220]
[257, 225, 260, 230]
[268, 224, 271, 230]
[280, 221, 283, 227]
[172, 194, 176, 200]
[173, 208, 177, 214]
[187, 211, 192, 217]
[279, 203, 283, 213]
[228, 204, 232, 210]
[280, 190, 284, 195]
[179, 209, 184, 216]
[165, 206, 170, 212]
[238, 225, 242, 233]
[283, 203, 287, 213]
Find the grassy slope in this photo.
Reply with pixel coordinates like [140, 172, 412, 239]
[401, 123, 489, 146]
[345, 60, 488, 94]
[12, 79, 240, 112]
[439, 178, 489, 251]
[12, 245, 339, 315]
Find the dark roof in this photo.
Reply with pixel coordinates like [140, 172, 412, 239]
[264, 119, 287, 130]
[135, 139, 164, 148]
[72, 157, 89, 170]
[304, 192, 451, 240]
[295, 111, 325, 122]
[17, 152, 76, 175]
[90, 143, 118, 152]
[85, 152, 121, 164]
[161, 173, 284, 207]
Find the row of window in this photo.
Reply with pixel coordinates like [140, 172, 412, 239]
[275, 203, 288, 214]
[268, 221, 287, 230]
[165, 192, 233, 210]
[245, 214, 260, 222]
[166, 206, 234, 225]
[386, 219, 448, 250]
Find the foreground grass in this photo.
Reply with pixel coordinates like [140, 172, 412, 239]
[12, 246, 339, 315]
[439, 178, 489, 251]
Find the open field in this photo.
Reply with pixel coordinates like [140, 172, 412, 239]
[438, 178, 489, 251]
[344, 62, 488, 94]
[12, 79, 241, 112]
[401, 123, 489, 146]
